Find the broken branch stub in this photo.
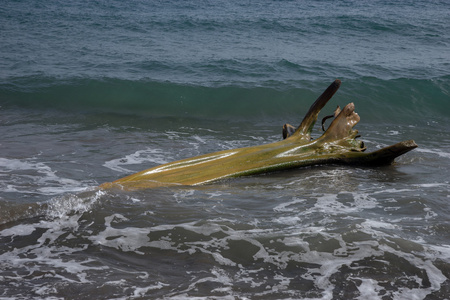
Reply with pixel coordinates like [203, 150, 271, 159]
[101, 79, 417, 191]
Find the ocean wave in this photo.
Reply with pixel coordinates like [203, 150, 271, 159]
[1, 76, 449, 122]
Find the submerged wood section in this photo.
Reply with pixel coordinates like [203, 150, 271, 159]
[100, 79, 417, 191]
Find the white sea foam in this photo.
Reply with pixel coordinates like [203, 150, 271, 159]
[379, 243, 447, 299]
[2, 208, 447, 299]
[309, 192, 378, 216]
[273, 197, 306, 212]
[387, 130, 400, 135]
[0, 223, 36, 237]
[0, 157, 91, 195]
[373, 188, 414, 194]
[164, 131, 188, 140]
[415, 183, 449, 188]
[360, 219, 399, 230]
[131, 282, 169, 297]
[1, 185, 448, 299]
[90, 214, 151, 254]
[46, 189, 105, 220]
[192, 135, 207, 144]
[415, 148, 450, 159]
[0, 212, 107, 288]
[263, 190, 448, 299]
[103, 148, 170, 173]
[355, 278, 384, 300]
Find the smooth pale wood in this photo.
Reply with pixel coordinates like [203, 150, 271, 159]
[100, 80, 417, 191]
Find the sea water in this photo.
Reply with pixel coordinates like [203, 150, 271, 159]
[0, 0, 449, 299]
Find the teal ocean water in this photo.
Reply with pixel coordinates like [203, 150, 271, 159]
[1, 0, 449, 299]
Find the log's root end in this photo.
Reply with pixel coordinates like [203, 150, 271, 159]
[282, 79, 417, 165]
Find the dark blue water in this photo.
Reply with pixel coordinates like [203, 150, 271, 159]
[1, 0, 449, 299]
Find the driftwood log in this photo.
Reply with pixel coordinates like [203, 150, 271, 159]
[100, 79, 417, 191]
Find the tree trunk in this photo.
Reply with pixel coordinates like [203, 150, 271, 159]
[101, 80, 417, 191]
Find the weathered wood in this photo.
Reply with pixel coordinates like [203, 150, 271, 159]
[295, 79, 342, 140]
[100, 80, 417, 191]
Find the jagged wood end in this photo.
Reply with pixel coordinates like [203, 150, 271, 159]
[317, 102, 364, 150]
[294, 79, 341, 139]
[342, 140, 418, 166]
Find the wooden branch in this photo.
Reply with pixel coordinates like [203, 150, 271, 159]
[100, 80, 417, 191]
[294, 79, 341, 140]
